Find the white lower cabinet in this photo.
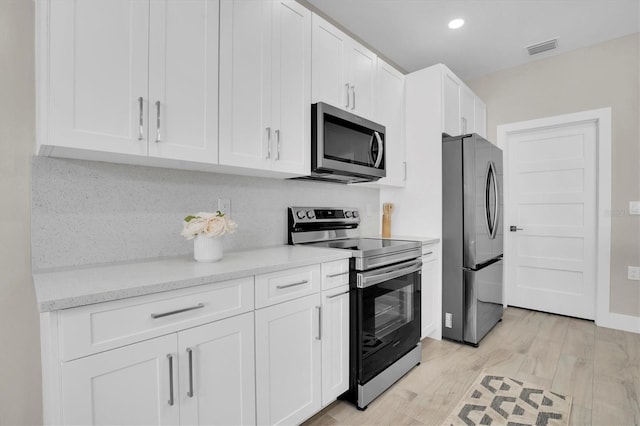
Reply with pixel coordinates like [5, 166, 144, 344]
[421, 244, 441, 340]
[255, 293, 322, 425]
[178, 313, 256, 425]
[321, 284, 350, 406]
[59, 313, 256, 426]
[62, 334, 179, 425]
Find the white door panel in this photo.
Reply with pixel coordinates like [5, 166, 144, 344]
[506, 120, 596, 319]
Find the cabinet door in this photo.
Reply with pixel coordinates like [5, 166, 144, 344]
[460, 86, 475, 135]
[178, 312, 256, 426]
[271, 0, 311, 175]
[219, 0, 272, 170]
[374, 59, 405, 187]
[421, 258, 440, 340]
[347, 41, 376, 120]
[311, 14, 348, 110]
[321, 285, 350, 407]
[61, 334, 178, 425]
[442, 71, 461, 137]
[475, 98, 487, 138]
[148, 0, 219, 163]
[255, 293, 322, 425]
[48, 0, 149, 155]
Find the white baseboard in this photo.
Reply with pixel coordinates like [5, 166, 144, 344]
[596, 311, 640, 334]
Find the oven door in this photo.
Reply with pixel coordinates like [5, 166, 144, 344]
[353, 258, 422, 384]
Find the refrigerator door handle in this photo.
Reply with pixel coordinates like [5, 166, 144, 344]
[489, 161, 499, 239]
[484, 161, 499, 240]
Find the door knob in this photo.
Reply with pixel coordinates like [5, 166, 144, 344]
[509, 226, 523, 232]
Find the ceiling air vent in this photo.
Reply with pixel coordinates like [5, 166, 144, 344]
[526, 38, 558, 55]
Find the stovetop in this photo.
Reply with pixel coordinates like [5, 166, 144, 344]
[305, 237, 420, 259]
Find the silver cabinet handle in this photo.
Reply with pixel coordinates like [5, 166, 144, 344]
[351, 85, 355, 110]
[403, 161, 408, 181]
[186, 347, 194, 398]
[424, 251, 433, 255]
[155, 101, 161, 143]
[276, 280, 308, 289]
[275, 129, 280, 160]
[326, 271, 348, 278]
[137, 97, 144, 141]
[151, 303, 205, 319]
[265, 127, 271, 159]
[167, 354, 174, 406]
[510, 226, 523, 232]
[345, 83, 350, 108]
[326, 290, 349, 299]
[316, 306, 322, 340]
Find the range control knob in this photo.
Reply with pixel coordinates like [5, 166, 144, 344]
[352, 211, 359, 218]
[345, 211, 352, 218]
[296, 210, 306, 220]
[306, 210, 315, 219]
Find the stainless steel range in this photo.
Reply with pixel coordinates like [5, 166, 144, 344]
[288, 207, 422, 410]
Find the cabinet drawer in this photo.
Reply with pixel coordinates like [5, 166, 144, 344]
[255, 265, 320, 309]
[422, 243, 439, 263]
[59, 277, 254, 361]
[321, 260, 350, 291]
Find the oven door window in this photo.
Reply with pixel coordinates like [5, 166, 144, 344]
[357, 267, 421, 384]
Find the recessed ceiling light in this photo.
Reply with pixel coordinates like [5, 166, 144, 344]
[448, 18, 465, 29]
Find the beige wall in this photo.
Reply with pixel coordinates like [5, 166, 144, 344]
[0, 1, 42, 424]
[467, 33, 640, 317]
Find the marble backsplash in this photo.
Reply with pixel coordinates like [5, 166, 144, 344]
[31, 157, 380, 270]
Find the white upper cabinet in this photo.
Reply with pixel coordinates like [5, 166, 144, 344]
[219, 0, 310, 176]
[47, 0, 150, 156]
[311, 14, 376, 120]
[373, 58, 406, 187]
[44, 0, 219, 163]
[147, 0, 219, 163]
[441, 66, 487, 138]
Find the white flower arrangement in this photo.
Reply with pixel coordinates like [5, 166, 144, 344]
[181, 211, 238, 240]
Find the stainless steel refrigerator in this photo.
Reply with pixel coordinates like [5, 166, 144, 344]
[442, 133, 504, 346]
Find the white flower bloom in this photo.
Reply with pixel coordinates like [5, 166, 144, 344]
[181, 211, 238, 240]
[204, 216, 226, 237]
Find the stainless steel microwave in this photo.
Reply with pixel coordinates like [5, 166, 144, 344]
[302, 102, 386, 184]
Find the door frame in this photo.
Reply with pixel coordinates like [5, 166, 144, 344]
[496, 107, 633, 332]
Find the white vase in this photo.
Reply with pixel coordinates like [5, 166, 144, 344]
[193, 234, 223, 262]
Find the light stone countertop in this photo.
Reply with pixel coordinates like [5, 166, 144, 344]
[33, 245, 351, 313]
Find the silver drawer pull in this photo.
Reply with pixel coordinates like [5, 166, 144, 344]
[276, 280, 308, 290]
[326, 271, 348, 278]
[326, 290, 350, 299]
[424, 251, 433, 255]
[151, 303, 205, 319]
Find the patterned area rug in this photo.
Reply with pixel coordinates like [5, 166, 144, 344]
[442, 370, 572, 426]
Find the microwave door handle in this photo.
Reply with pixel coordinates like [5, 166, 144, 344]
[373, 131, 384, 168]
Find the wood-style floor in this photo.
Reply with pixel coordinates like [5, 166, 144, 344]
[304, 307, 640, 425]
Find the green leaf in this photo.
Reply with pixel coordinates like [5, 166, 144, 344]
[184, 215, 198, 222]
[216, 211, 225, 217]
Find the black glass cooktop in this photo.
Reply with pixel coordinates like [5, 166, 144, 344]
[307, 238, 420, 258]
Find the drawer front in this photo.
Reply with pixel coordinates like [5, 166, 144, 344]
[255, 265, 320, 309]
[59, 277, 254, 361]
[321, 260, 350, 291]
[422, 243, 439, 263]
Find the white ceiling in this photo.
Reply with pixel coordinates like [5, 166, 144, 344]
[305, 0, 640, 80]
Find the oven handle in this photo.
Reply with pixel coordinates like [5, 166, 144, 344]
[356, 259, 422, 289]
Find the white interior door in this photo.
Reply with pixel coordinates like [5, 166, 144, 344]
[505, 120, 597, 319]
